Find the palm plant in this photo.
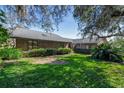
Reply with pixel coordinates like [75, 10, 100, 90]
[92, 43, 123, 63]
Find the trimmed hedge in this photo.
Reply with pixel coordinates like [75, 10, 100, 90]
[28, 48, 46, 57]
[45, 48, 57, 56]
[74, 48, 91, 54]
[57, 48, 72, 54]
[0, 48, 22, 60]
[24, 48, 72, 57]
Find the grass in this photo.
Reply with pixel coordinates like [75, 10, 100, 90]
[0, 54, 124, 88]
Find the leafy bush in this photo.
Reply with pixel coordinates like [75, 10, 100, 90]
[0, 11, 9, 47]
[111, 37, 124, 57]
[23, 51, 29, 57]
[57, 48, 72, 54]
[25, 48, 72, 57]
[45, 48, 57, 56]
[92, 43, 123, 63]
[0, 26, 9, 46]
[0, 47, 22, 60]
[0, 58, 2, 64]
[73, 48, 91, 54]
[28, 48, 46, 57]
[27, 48, 57, 57]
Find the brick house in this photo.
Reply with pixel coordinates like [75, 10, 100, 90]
[10, 27, 72, 50]
[9, 27, 106, 51]
[72, 38, 107, 49]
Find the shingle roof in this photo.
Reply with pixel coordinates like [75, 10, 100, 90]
[10, 27, 72, 42]
[10, 27, 103, 44]
[72, 38, 101, 44]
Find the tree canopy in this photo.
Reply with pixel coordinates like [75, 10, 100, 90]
[1, 5, 124, 38]
[0, 10, 9, 46]
[1, 5, 71, 32]
[73, 5, 124, 38]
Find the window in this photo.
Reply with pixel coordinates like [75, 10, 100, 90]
[86, 45, 89, 49]
[75, 44, 80, 48]
[28, 40, 38, 50]
[89, 45, 92, 49]
[32, 41, 38, 49]
[28, 40, 33, 50]
[81, 44, 86, 49]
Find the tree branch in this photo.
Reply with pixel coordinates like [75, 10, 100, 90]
[93, 32, 124, 38]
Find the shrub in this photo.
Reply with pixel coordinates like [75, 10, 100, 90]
[23, 51, 29, 57]
[28, 48, 46, 57]
[24, 48, 72, 57]
[110, 38, 124, 57]
[45, 48, 57, 56]
[73, 48, 91, 54]
[0, 58, 2, 64]
[0, 47, 22, 60]
[0, 20, 9, 47]
[57, 48, 72, 54]
[92, 43, 123, 63]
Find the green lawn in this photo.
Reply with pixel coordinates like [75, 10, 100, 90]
[0, 54, 124, 88]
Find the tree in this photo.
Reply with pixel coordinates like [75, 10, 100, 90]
[73, 5, 124, 38]
[112, 37, 124, 48]
[0, 10, 9, 47]
[1, 5, 124, 38]
[2, 5, 71, 32]
[111, 37, 124, 56]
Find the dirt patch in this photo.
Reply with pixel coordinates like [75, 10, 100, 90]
[3, 55, 70, 65]
[3, 60, 19, 63]
[30, 56, 57, 64]
[30, 56, 69, 65]
[50, 60, 69, 65]
[3, 56, 57, 64]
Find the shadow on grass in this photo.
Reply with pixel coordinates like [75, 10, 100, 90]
[0, 54, 113, 88]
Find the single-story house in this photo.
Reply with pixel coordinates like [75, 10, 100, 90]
[10, 27, 72, 50]
[73, 38, 107, 49]
[9, 27, 107, 51]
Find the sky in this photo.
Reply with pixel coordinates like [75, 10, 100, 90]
[0, 5, 81, 39]
[31, 13, 81, 39]
[54, 14, 81, 39]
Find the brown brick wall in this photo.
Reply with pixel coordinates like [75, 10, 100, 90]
[74, 43, 97, 49]
[16, 38, 71, 50]
[16, 38, 28, 50]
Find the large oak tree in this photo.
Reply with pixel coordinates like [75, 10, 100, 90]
[1, 5, 124, 38]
